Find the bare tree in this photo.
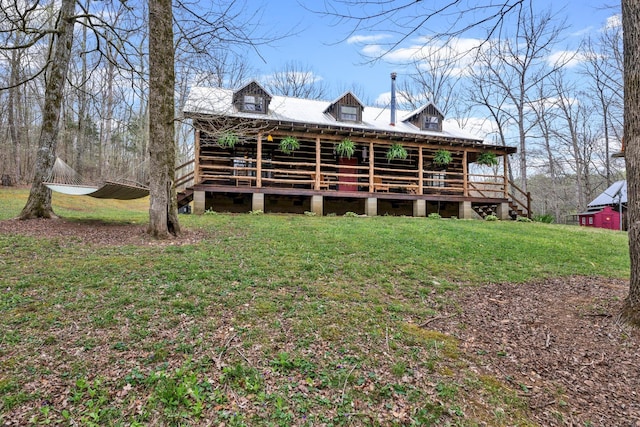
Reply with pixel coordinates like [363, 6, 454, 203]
[320, 0, 640, 324]
[148, 0, 180, 237]
[19, 0, 76, 219]
[264, 61, 329, 99]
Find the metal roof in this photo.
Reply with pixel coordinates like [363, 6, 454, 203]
[183, 86, 486, 144]
[587, 180, 627, 208]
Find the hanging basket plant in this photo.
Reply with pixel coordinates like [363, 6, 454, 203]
[477, 152, 498, 166]
[433, 149, 452, 167]
[386, 143, 408, 161]
[335, 138, 356, 159]
[217, 131, 239, 148]
[279, 136, 300, 155]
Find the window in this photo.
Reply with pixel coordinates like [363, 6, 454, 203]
[340, 105, 358, 121]
[430, 172, 446, 188]
[424, 115, 440, 130]
[243, 95, 264, 112]
[589, 217, 593, 225]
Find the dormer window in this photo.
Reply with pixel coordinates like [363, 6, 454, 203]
[243, 95, 264, 112]
[325, 91, 364, 123]
[340, 105, 358, 121]
[232, 81, 271, 115]
[403, 102, 444, 132]
[424, 115, 440, 130]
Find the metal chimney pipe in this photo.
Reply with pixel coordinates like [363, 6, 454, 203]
[390, 72, 397, 126]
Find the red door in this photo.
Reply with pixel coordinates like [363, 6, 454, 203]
[339, 157, 358, 191]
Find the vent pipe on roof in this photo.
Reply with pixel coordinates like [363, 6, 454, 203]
[390, 72, 397, 126]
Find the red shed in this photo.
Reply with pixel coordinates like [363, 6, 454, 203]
[578, 206, 621, 230]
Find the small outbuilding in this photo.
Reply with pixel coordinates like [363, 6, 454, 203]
[578, 206, 621, 230]
[578, 180, 626, 231]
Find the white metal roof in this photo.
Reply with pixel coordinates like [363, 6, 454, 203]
[183, 86, 484, 143]
[587, 180, 627, 208]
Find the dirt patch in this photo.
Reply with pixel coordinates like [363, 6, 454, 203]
[0, 217, 206, 246]
[432, 276, 640, 426]
[1, 219, 638, 425]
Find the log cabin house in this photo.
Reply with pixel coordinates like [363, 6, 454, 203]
[180, 78, 529, 218]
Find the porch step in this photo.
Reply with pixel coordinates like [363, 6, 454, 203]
[472, 204, 496, 218]
[177, 188, 194, 209]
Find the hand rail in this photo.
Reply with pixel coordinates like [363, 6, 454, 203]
[508, 180, 531, 218]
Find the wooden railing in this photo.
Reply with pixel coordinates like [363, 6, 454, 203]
[508, 180, 532, 218]
[175, 159, 195, 190]
[189, 157, 524, 206]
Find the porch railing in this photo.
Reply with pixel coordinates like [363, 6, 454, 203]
[192, 156, 518, 202]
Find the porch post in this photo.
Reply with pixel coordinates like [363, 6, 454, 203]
[256, 132, 263, 188]
[459, 201, 475, 219]
[418, 146, 423, 195]
[503, 154, 508, 198]
[365, 197, 377, 216]
[496, 202, 511, 220]
[193, 190, 206, 215]
[369, 141, 374, 192]
[311, 195, 323, 215]
[194, 129, 201, 184]
[462, 150, 468, 197]
[315, 136, 321, 190]
[413, 199, 426, 217]
[252, 193, 265, 212]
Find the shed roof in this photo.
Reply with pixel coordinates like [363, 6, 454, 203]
[587, 180, 627, 208]
[183, 86, 486, 144]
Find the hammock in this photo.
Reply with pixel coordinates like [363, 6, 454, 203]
[43, 157, 149, 200]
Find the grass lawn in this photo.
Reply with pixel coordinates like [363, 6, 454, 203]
[0, 188, 630, 426]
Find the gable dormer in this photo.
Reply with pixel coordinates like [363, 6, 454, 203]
[404, 102, 444, 132]
[233, 81, 272, 114]
[324, 92, 364, 123]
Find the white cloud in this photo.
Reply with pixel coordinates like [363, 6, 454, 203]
[547, 50, 587, 68]
[604, 14, 622, 31]
[346, 34, 391, 44]
[373, 90, 421, 107]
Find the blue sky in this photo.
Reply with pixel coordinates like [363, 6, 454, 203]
[244, 0, 619, 105]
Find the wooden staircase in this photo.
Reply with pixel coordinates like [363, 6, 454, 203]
[175, 159, 195, 211]
[470, 180, 531, 220]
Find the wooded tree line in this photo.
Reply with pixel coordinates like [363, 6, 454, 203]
[0, 0, 270, 188]
[0, 1, 626, 224]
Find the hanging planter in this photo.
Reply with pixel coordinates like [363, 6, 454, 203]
[279, 136, 300, 155]
[433, 149, 452, 168]
[477, 152, 498, 166]
[386, 143, 408, 161]
[335, 138, 356, 159]
[217, 131, 239, 148]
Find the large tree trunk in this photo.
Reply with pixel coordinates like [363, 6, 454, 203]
[622, 0, 640, 326]
[19, 0, 76, 219]
[147, 0, 180, 238]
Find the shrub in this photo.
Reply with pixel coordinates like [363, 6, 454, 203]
[428, 212, 442, 219]
[516, 216, 532, 222]
[485, 214, 499, 221]
[533, 214, 554, 223]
